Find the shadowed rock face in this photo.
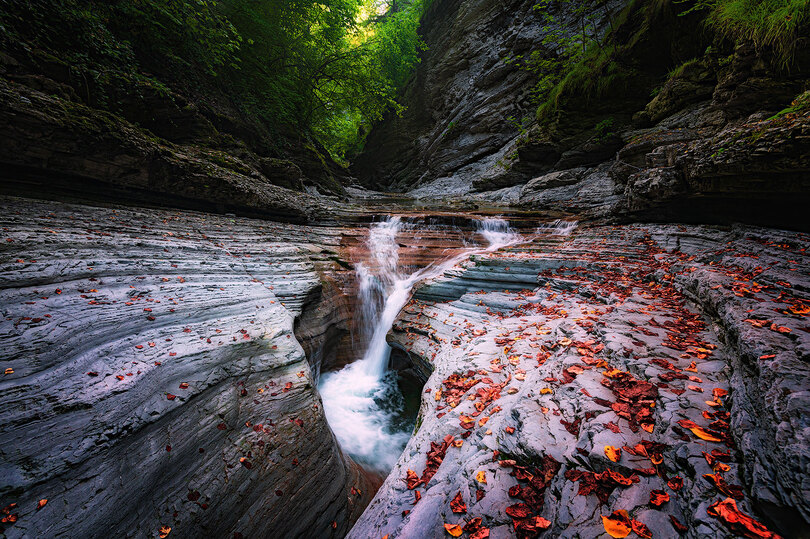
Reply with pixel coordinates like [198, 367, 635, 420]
[0, 79, 333, 223]
[349, 224, 809, 539]
[0, 197, 372, 538]
[352, 0, 620, 193]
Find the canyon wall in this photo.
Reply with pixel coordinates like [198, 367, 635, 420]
[0, 196, 370, 538]
[354, 0, 810, 230]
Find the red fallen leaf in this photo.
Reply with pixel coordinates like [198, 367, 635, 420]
[463, 518, 483, 533]
[87, 371, 99, 376]
[605, 421, 621, 433]
[406, 469, 420, 489]
[275, 490, 283, 496]
[36, 499, 47, 510]
[515, 516, 551, 534]
[476, 489, 485, 501]
[667, 476, 683, 491]
[649, 489, 670, 506]
[505, 503, 532, 518]
[708, 498, 784, 539]
[166, 445, 171, 452]
[560, 417, 581, 436]
[217, 423, 227, 430]
[294, 419, 304, 428]
[759, 354, 776, 360]
[179, 382, 189, 389]
[607, 470, 636, 486]
[187, 490, 200, 501]
[566, 468, 637, 504]
[135, 345, 144, 349]
[505, 426, 516, 434]
[166, 394, 176, 400]
[631, 518, 653, 539]
[450, 491, 467, 513]
[239, 457, 252, 469]
[669, 515, 688, 534]
[703, 474, 744, 499]
[116, 375, 125, 381]
[413, 490, 421, 505]
[711, 448, 732, 462]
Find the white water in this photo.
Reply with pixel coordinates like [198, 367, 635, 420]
[318, 216, 522, 472]
[536, 218, 578, 236]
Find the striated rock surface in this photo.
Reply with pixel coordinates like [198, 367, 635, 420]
[352, 0, 620, 193]
[0, 196, 372, 538]
[0, 78, 334, 223]
[349, 224, 809, 538]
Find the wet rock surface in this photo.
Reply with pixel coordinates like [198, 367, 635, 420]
[350, 224, 809, 538]
[0, 196, 371, 538]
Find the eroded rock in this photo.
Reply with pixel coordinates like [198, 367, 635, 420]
[0, 196, 370, 538]
[349, 223, 809, 538]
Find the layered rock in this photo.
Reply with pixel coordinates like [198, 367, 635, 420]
[0, 196, 371, 538]
[352, 0, 621, 193]
[0, 79, 334, 224]
[349, 223, 809, 538]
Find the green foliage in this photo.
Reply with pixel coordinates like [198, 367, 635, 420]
[533, 0, 666, 121]
[770, 89, 810, 118]
[677, 0, 809, 68]
[667, 57, 701, 79]
[503, 0, 612, 108]
[593, 117, 615, 140]
[0, 0, 428, 163]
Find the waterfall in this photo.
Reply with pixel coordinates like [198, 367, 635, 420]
[319, 215, 521, 472]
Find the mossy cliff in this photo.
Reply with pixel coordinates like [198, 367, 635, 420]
[354, 0, 809, 230]
[0, 1, 351, 220]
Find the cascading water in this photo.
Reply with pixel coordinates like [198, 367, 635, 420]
[319, 215, 520, 472]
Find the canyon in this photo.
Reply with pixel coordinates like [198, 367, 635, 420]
[1, 195, 807, 539]
[1, 0, 809, 537]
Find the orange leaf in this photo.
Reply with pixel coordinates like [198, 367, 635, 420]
[158, 526, 172, 538]
[602, 510, 632, 538]
[475, 470, 487, 484]
[444, 523, 464, 537]
[689, 426, 724, 442]
[36, 499, 47, 510]
[707, 498, 784, 539]
[604, 446, 621, 462]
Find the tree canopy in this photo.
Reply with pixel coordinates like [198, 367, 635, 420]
[0, 0, 429, 162]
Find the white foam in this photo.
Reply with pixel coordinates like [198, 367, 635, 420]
[319, 215, 522, 472]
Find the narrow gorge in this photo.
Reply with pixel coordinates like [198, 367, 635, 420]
[0, 0, 808, 538]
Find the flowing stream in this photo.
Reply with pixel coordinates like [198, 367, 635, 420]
[319, 216, 521, 472]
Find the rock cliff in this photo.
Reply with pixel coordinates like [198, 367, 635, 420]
[0, 196, 371, 538]
[354, 0, 810, 230]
